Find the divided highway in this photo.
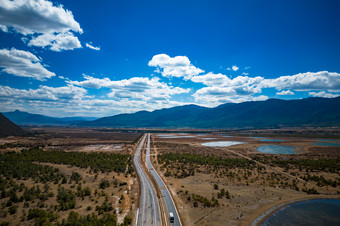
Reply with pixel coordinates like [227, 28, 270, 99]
[133, 134, 161, 226]
[146, 133, 182, 226]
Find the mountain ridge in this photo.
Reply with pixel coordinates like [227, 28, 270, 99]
[2, 110, 97, 126]
[80, 97, 340, 128]
[0, 113, 27, 137]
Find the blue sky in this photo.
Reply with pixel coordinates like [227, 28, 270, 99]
[0, 0, 340, 117]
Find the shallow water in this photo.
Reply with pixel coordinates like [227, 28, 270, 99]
[260, 139, 283, 142]
[313, 142, 340, 147]
[317, 139, 340, 142]
[159, 135, 196, 138]
[201, 138, 217, 140]
[260, 199, 340, 226]
[201, 141, 246, 147]
[257, 145, 296, 154]
[218, 134, 233, 137]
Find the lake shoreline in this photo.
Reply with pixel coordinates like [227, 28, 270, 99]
[250, 196, 340, 226]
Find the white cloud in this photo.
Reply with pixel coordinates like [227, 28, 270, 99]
[261, 71, 340, 91]
[276, 90, 295, 95]
[0, 79, 191, 117]
[28, 32, 81, 51]
[0, 0, 83, 51]
[86, 43, 100, 51]
[192, 86, 268, 106]
[0, 84, 87, 101]
[191, 73, 263, 95]
[241, 72, 249, 76]
[191, 72, 266, 106]
[0, 25, 8, 32]
[148, 54, 204, 80]
[309, 91, 340, 98]
[0, 0, 82, 34]
[232, 65, 239, 71]
[0, 48, 55, 80]
[190, 70, 340, 106]
[69, 75, 190, 103]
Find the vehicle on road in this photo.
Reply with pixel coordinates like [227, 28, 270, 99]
[169, 212, 175, 223]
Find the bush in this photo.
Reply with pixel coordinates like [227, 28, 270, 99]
[57, 188, 76, 210]
[99, 180, 110, 189]
[8, 205, 17, 215]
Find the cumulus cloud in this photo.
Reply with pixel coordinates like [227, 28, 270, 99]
[0, 0, 83, 51]
[0, 84, 87, 101]
[191, 73, 263, 95]
[28, 32, 81, 51]
[0, 78, 191, 117]
[0, 0, 82, 34]
[148, 54, 204, 80]
[232, 65, 239, 71]
[86, 43, 100, 51]
[190, 70, 340, 106]
[0, 48, 55, 80]
[69, 75, 190, 102]
[276, 90, 295, 95]
[261, 71, 340, 91]
[309, 91, 340, 98]
[192, 87, 268, 106]
[191, 72, 266, 106]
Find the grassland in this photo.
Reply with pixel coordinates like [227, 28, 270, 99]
[0, 128, 142, 226]
[151, 132, 340, 225]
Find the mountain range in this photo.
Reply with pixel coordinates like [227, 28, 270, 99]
[2, 110, 97, 126]
[80, 97, 340, 128]
[2, 97, 340, 128]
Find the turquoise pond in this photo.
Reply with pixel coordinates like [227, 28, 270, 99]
[201, 141, 246, 147]
[257, 145, 296, 154]
[260, 139, 283, 142]
[317, 139, 340, 142]
[313, 142, 340, 147]
[260, 199, 340, 226]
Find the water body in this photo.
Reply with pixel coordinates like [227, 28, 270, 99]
[257, 145, 296, 154]
[159, 136, 196, 139]
[201, 141, 246, 147]
[156, 134, 196, 138]
[218, 134, 233, 137]
[260, 199, 340, 226]
[260, 139, 283, 142]
[313, 142, 340, 147]
[317, 139, 340, 142]
[201, 138, 217, 140]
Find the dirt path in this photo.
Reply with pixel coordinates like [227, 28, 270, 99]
[224, 148, 307, 183]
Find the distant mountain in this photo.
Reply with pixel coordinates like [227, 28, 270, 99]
[0, 113, 27, 137]
[82, 104, 208, 127]
[80, 97, 340, 128]
[2, 110, 97, 126]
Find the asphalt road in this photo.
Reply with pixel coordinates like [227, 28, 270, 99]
[133, 134, 161, 226]
[146, 133, 182, 226]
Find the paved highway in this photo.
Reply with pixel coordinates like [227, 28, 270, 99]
[133, 134, 161, 226]
[146, 133, 182, 226]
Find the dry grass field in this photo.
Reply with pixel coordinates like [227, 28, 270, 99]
[0, 128, 339, 225]
[0, 127, 142, 225]
[151, 132, 340, 226]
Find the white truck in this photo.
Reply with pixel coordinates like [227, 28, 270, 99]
[169, 212, 174, 223]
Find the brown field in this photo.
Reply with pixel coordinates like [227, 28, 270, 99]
[0, 127, 142, 225]
[150, 132, 340, 226]
[0, 127, 339, 225]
